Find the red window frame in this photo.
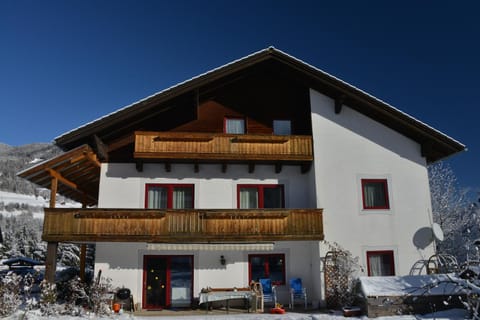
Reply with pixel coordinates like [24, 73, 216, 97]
[248, 254, 286, 285]
[145, 184, 194, 209]
[142, 255, 194, 309]
[237, 184, 285, 208]
[361, 179, 390, 210]
[224, 116, 246, 134]
[366, 250, 395, 276]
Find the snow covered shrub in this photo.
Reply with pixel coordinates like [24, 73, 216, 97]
[22, 271, 39, 312]
[39, 280, 58, 316]
[62, 276, 89, 316]
[0, 271, 22, 316]
[87, 276, 113, 315]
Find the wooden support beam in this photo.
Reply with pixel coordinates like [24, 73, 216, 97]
[248, 163, 255, 174]
[275, 163, 282, 174]
[84, 151, 101, 168]
[45, 242, 58, 283]
[136, 161, 143, 172]
[221, 163, 227, 173]
[93, 135, 108, 162]
[79, 244, 87, 282]
[335, 95, 346, 114]
[194, 163, 199, 173]
[47, 168, 77, 190]
[49, 176, 58, 209]
[165, 162, 171, 172]
[301, 162, 312, 174]
[108, 133, 135, 152]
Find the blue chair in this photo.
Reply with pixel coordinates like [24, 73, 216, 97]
[259, 278, 277, 307]
[289, 278, 307, 309]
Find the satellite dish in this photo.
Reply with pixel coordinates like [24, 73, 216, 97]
[432, 223, 444, 242]
[413, 227, 434, 249]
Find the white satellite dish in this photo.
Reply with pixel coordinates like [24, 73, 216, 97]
[432, 223, 444, 242]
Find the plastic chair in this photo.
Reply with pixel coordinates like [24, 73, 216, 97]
[259, 278, 277, 307]
[289, 278, 307, 309]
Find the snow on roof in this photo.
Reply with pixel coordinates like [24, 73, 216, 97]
[360, 274, 467, 297]
[55, 46, 465, 150]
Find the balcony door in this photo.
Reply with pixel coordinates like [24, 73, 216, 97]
[143, 255, 193, 309]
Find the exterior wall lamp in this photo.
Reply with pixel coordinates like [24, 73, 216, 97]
[220, 255, 226, 265]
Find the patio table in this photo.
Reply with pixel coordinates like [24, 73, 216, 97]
[199, 290, 255, 313]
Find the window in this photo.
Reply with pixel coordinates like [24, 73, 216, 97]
[249, 254, 285, 285]
[366, 250, 395, 276]
[361, 179, 389, 209]
[237, 185, 284, 208]
[145, 184, 194, 209]
[224, 117, 245, 134]
[273, 120, 291, 135]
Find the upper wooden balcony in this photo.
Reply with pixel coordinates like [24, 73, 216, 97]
[133, 131, 313, 163]
[43, 208, 324, 243]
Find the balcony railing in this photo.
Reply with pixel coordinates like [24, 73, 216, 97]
[133, 131, 313, 162]
[43, 208, 323, 242]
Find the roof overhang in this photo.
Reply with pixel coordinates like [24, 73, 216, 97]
[54, 47, 465, 163]
[17, 144, 100, 206]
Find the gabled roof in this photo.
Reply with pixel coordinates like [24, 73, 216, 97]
[17, 144, 100, 206]
[55, 47, 465, 163]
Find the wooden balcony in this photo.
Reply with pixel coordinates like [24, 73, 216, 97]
[43, 208, 323, 243]
[133, 131, 313, 162]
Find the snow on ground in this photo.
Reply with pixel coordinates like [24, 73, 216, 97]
[0, 190, 80, 219]
[3, 308, 470, 320]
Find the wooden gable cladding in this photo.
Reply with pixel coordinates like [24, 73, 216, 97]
[133, 131, 313, 164]
[42, 208, 324, 242]
[17, 145, 101, 206]
[173, 100, 273, 134]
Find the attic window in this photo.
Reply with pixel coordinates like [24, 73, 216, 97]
[225, 117, 245, 134]
[273, 120, 291, 135]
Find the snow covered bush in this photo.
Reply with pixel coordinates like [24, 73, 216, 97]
[39, 280, 58, 316]
[87, 276, 113, 315]
[0, 271, 22, 316]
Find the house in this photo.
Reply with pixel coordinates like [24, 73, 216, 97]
[18, 47, 465, 310]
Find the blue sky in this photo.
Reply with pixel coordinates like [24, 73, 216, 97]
[1, 0, 478, 192]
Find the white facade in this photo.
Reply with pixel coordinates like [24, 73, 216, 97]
[93, 89, 437, 308]
[96, 163, 321, 306]
[310, 89, 435, 275]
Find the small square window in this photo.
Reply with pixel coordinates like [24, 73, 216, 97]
[249, 254, 285, 285]
[146, 184, 194, 209]
[273, 120, 291, 135]
[225, 117, 245, 134]
[361, 179, 389, 209]
[238, 185, 284, 209]
[367, 250, 395, 276]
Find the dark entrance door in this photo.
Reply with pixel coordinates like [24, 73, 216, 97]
[144, 256, 167, 309]
[143, 255, 193, 309]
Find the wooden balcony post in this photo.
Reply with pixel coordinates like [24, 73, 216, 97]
[79, 244, 87, 282]
[79, 197, 87, 282]
[45, 242, 58, 283]
[45, 176, 58, 283]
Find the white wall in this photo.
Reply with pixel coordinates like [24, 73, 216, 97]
[98, 163, 316, 209]
[96, 163, 320, 306]
[309, 89, 435, 276]
[95, 241, 319, 307]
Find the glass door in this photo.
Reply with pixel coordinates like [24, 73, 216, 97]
[143, 255, 193, 309]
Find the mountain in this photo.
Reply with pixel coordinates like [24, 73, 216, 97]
[0, 142, 62, 195]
